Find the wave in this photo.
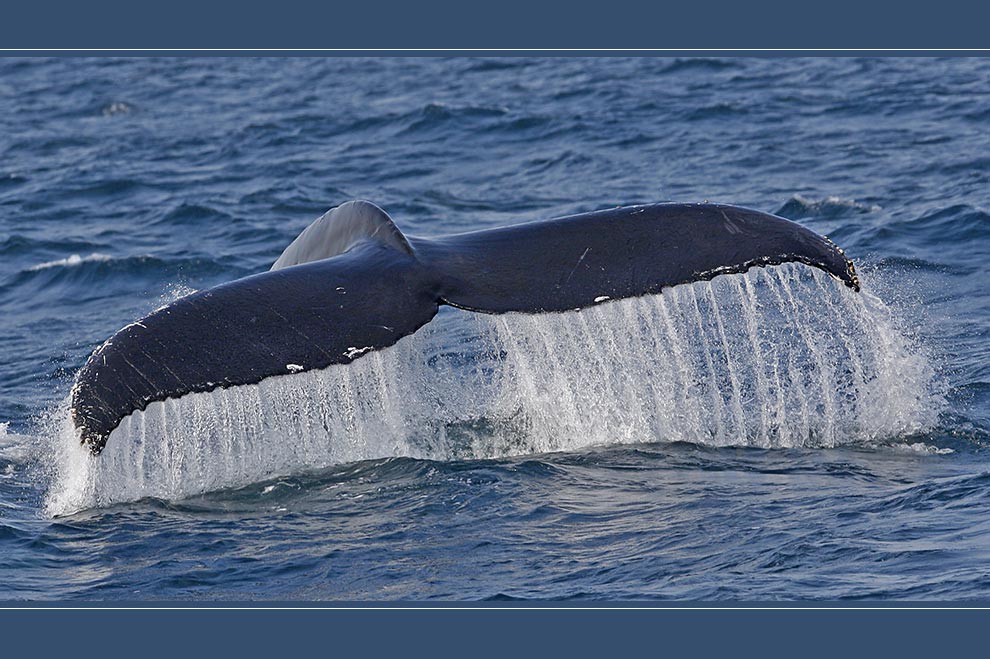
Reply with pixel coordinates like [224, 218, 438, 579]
[44, 264, 943, 514]
[27, 253, 115, 271]
[462, 60, 530, 74]
[56, 178, 148, 200]
[776, 195, 883, 220]
[890, 204, 990, 244]
[156, 202, 234, 226]
[12, 253, 236, 289]
[0, 172, 27, 190]
[0, 235, 109, 257]
[658, 58, 739, 75]
[865, 471, 990, 514]
[684, 102, 750, 121]
[399, 102, 512, 136]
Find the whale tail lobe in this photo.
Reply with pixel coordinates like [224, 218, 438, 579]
[418, 203, 857, 314]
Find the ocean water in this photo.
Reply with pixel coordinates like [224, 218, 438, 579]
[1, 57, 988, 600]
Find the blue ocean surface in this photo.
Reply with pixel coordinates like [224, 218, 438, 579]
[1, 57, 989, 600]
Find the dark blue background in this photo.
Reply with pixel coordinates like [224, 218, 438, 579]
[2, 606, 988, 655]
[2, 0, 988, 49]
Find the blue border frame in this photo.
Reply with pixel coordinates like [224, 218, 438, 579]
[2, 1, 988, 649]
[2, 0, 988, 50]
[3, 605, 990, 653]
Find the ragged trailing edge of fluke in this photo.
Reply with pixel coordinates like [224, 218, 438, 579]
[70, 200, 859, 454]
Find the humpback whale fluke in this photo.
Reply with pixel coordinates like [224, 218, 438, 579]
[70, 201, 859, 453]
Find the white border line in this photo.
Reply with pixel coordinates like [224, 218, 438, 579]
[1, 48, 989, 52]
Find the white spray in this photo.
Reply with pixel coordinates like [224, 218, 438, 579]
[45, 264, 940, 514]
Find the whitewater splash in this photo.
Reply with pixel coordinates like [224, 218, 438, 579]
[45, 264, 940, 514]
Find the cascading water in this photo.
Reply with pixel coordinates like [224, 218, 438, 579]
[45, 263, 940, 514]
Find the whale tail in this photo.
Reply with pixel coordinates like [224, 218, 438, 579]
[71, 201, 858, 453]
